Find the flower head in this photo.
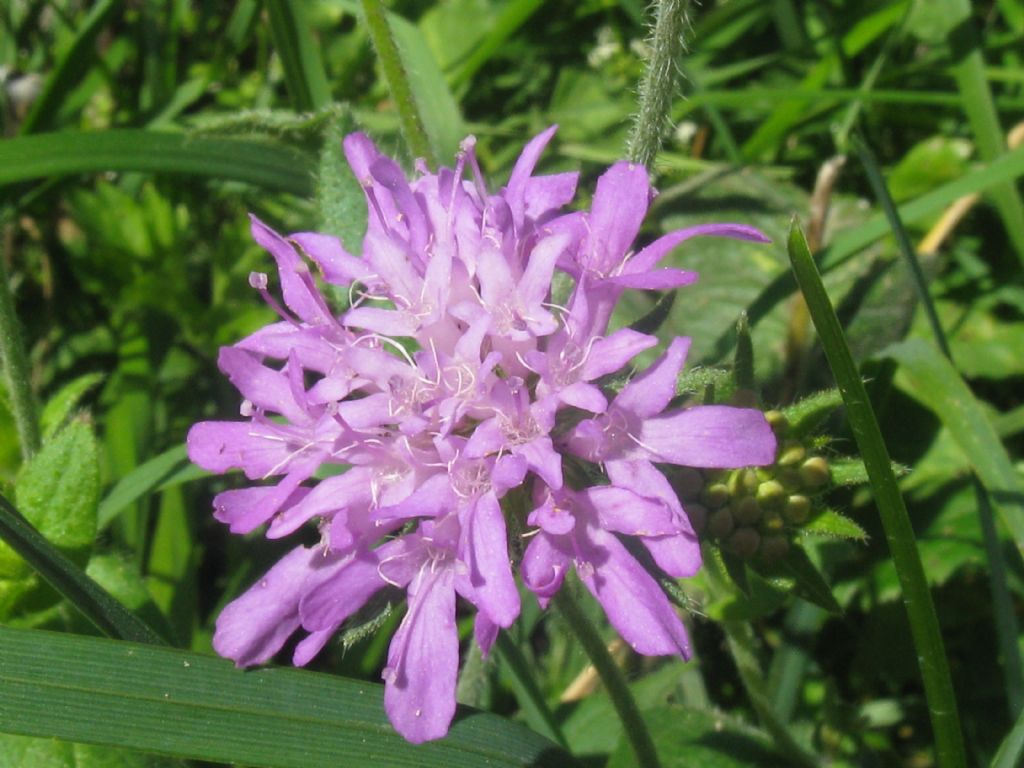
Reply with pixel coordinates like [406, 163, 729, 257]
[188, 127, 776, 743]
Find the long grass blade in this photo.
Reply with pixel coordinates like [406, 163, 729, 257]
[786, 223, 966, 768]
[266, 0, 332, 112]
[0, 626, 575, 768]
[0, 130, 314, 195]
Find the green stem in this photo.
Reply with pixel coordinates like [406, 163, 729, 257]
[553, 587, 661, 768]
[0, 233, 40, 459]
[722, 619, 819, 768]
[359, 0, 435, 166]
[627, 0, 692, 168]
[786, 223, 967, 768]
[855, 131, 1024, 718]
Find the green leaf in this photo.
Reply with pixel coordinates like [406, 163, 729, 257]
[607, 706, 779, 768]
[0, 131, 314, 196]
[755, 546, 842, 614]
[786, 223, 967, 766]
[39, 373, 105, 441]
[0, 626, 576, 768]
[0, 733, 183, 767]
[316, 107, 368, 253]
[0, 494, 164, 645]
[801, 508, 868, 541]
[97, 445, 190, 531]
[266, 0, 332, 112]
[13, 419, 100, 564]
[884, 337, 1024, 561]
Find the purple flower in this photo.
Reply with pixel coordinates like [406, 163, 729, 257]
[188, 127, 777, 743]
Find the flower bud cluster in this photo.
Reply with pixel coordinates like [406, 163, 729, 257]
[682, 410, 832, 563]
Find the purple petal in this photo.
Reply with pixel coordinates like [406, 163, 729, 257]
[383, 566, 459, 743]
[558, 381, 607, 413]
[521, 532, 570, 606]
[249, 216, 332, 325]
[299, 547, 387, 632]
[642, 532, 702, 578]
[213, 546, 313, 666]
[462, 492, 520, 627]
[290, 231, 372, 286]
[637, 405, 778, 467]
[527, 494, 575, 536]
[584, 485, 680, 537]
[626, 223, 771, 275]
[474, 611, 499, 658]
[218, 347, 308, 424]
[604, 268, 699, 290]
[187, 421, 301, 479]
[524, 172, 579, 221]
[267, 468, 372, 538]
[516, 436, 563, 490]
[614, 337, 691, 419]
[578, 527, 691, 657]
[586, 162, 651, 275]
[213, 475, 309, 534]
[581, 328, 658, 380]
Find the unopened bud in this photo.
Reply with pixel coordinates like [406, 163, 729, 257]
[702, 483, 730, 509]
[762, 510, 785, 531]
[708, 508, 735, 539]
[729, 527, 761, 558]
[760, 535, 790, 563]
[777, 442, 806, 467]
[784, 494, 811, 524]
[765, 410, 789, 436]
[672, 467, 704, 499]
[756, 480, 786, 508]
[799, 456, 830, 488]
[686, 503, 709, 535]
[778, 467, 802, 490]
[729, 468, 759, 496]
[733, 496, 762, 526]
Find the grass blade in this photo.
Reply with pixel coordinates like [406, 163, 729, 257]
[0, 626, 575, 767]
[97, 445, 191, 530]
[0, 493, 164, 645]
[18, 0, 119, 135]
[992, 702, 1024, 768]
[786, 223, 966, 768]
[936, 0, 1024, 261]
[266, 0, 332, 112]
[0, 130, 314, 195]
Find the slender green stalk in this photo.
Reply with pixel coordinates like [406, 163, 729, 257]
[992, 700, 1024, 768]
[553, 587, 661, 768]
[723, 619, 819, 768]
[0, 235, 40, 459]
[627, 0, 692, 168]
[359, 0, 435, 166]
[495, 632, 569, 748]
[0, 492, 165, 645]
[855, 132, 1023, 717]
[786, 223, 967, 768]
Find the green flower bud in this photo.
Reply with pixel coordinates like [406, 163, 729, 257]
[799, 456, 830, 488]
[686, 503, 709, 535]
[778, 467, 802, 491]
[762, 510, 785, 531]
[728, 527, 761, 558]
[708, 507, 735, 539]
[672, 467, 705, 499]
[755, 479, 786, 508]
[784, 494, 811, 524]
[732, 496, 762, 526]
[760, 535, 790, 563]
[777, 441, 806, 467]
[765, 409, 789, 436]
[701, 483, 730, 509]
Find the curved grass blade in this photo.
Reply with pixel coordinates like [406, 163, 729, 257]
[992, 701, 1024, 768]
[18, 0, 120, 135]
[786, 223, 966, 768]
[0, 626, 576, 768]
[0, 131, 314, 195]
[266, 0, 332, 112]
[97, 445, 191, 530]
[0, 493, 164, 646]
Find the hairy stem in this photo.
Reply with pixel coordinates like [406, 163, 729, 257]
[0, 232, 40, 459]
[627, 0, 692, 168]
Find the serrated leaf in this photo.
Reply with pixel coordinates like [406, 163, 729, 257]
[607, 706, 779, 768]
[39, 373, 105, 440]
[801, 508, 868, 541]
[12, 418, 100, 564]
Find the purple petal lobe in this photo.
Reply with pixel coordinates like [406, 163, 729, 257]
[614, 337, 691, 419]
[627, 223, 771, 275]
[581, 329, 658, 380]
[637, 405, 778, 467]
[464, 493, 521, 627]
